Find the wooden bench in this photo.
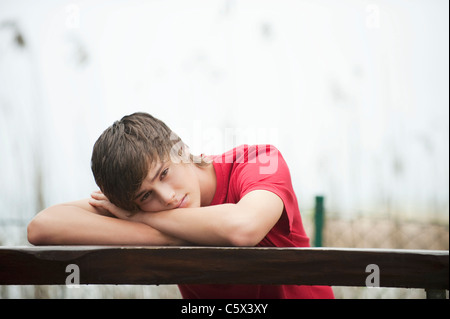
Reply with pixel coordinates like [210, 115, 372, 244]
[0, 246, 448, 298]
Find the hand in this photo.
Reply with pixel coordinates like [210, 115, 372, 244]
[89, 191, 138, 221]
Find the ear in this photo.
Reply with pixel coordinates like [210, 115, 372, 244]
[169, 141, 191, 164]
[178, 144, 191, 163]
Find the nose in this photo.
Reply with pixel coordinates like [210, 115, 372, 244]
[156, 185, 177, 207]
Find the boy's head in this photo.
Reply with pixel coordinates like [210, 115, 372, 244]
[91, 112, 191, 212]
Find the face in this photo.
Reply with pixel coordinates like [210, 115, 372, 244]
[133, 160, 202, 212]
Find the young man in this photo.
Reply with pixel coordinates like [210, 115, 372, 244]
[27, 112, 334, 299]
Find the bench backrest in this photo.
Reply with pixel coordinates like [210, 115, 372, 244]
[0, 246, 448, 298]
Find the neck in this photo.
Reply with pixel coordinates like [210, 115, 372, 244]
[194, 163, 217, 206]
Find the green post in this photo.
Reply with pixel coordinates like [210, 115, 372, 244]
[314, 196, 325, 247]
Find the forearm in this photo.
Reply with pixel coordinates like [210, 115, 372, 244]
[136, 204, 248, 246]
[86, 190, 282, 246]
[133, 190, 284, 247]
[27, 201, 189, 246]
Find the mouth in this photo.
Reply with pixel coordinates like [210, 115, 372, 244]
[176, 195, 188, 208]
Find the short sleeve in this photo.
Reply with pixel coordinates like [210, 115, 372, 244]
[229, 145, 299, 232]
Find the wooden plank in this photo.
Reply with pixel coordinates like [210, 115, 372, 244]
[426, 289, 448, 299]
[0, 246, 448, 289]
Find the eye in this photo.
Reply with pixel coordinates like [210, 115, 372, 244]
[160, 168, 169, 179]
[141, 191, 152, 202]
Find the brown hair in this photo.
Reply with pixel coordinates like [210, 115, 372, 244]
[91, 112, 206, 212]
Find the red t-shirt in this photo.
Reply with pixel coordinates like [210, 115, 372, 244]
[178, 145, 334, 299]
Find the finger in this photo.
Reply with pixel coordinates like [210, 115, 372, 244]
[88, 198, 113, 216]
[90, 198, 116, 213]
[91, 192, 108, 200]
[88, 198, 101, 207]
[88, 197, 110, 208]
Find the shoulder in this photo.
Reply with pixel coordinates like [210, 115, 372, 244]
[214, 144, 291, 187]
[212, 144, 290, 178]
[214, 144, 284, 166]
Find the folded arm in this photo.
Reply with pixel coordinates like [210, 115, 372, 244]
[97, 190, 284, 247]
[27, 199, 189, 246]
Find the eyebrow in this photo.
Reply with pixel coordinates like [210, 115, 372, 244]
[133, 164, 164, 200]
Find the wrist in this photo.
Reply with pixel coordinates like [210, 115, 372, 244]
[130, 210, 151, 225]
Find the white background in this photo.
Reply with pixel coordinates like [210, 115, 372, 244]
[0, 0, 448, 231]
